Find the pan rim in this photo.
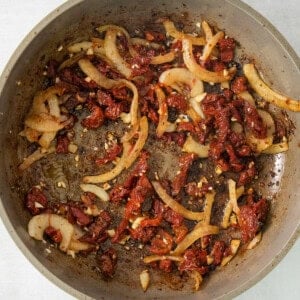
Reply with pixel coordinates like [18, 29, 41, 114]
[0, 0, 299, 299]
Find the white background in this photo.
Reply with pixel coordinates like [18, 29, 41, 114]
[0, 1, 299, 299]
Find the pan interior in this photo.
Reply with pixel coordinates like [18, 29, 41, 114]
[0, 1, 299, 299]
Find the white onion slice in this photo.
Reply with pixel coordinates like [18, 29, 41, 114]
[28, 214, 74, 252]
[140, 270, 150, 292]
[80, 184, 110, 202]
[104, 29, 132, 78]
[245, 109, 275, 153]
[182, 135, 209, 158]
[182, 39, 236, 83]
[221, 239, 241, 266]
[78, 58, 117, 89]
[244, 63, 300, 112]
[159, 68, 204, 97]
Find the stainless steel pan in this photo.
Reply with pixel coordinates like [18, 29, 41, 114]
[0, 0, 299, 299]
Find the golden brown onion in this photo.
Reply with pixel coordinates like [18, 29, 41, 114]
[182, 39, 236, 83]
[78, 58, 117, 89]
[182, 135, 209, 158]
[245, 109, 275, 153]
[172, 224, 219, 255]
[104, 29, 132, 78]
[163, 20, 206, 45]
[243, 63, 300, 111]
[152, 181, 204, 221]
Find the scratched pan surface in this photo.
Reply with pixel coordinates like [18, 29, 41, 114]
[0, 0, 299, 299]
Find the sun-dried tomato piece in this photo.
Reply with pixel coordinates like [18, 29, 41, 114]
[179, 249, 209, 274]
[239, 197, 269, 243]
[124, 175, 152, 220]
[218, 37, 235, 62]
[95, 143, 123, 166]
[159, 259, 173, 273]
[81, 100, 105, 129]
[231, 76, 248, 94]
[129, 226, 156, 243]
[80, 210, 111, 244]
[185, 182, 211, 197]
[109, 151, 150, 203]
[56, 134, 70, 154]
[111, 86, 128, 100]
[96, 248, 118, 279]
[211, 241, 226, 265]
[59, 68, 98, 89]
[172, 224, 188, 243]
[149, 229, 173, 255]
[25, 187, 48, 215]
[238, 163, 256, 186]
[70, 206, 92, 226]
[166, 94, 188, 112]
[163, 208, 184, 226]
[111, 218, 129, 244]
[44, 226, 62, 243]
[172, 153, 195, 195]
[145, 30, 166, 42]
[160, 132, 186, 147]
[244, 101, 267, 139]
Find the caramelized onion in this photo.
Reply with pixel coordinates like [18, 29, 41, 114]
[246, 231, 262, 250]
[78, 58, 117, 89]
[172, 224, 219, 255]
[83, 142, 130, 184]
[190, 270, 203, 291]
[182, 135, 209, 158]
[31, 86, 65, 115]
[104, 29, 132, 78]
[182, 39, 236, 83]
[28, 213, 74, 252]
[18, 147, 55, 171]
[131, 37, 162, 49]
[221, 239, 241, 266]
[117, 79, 139, 126]
[152, 181, 204, 221]
[245, 109, 275, 153]
[58, 52, 85, 71]
[159, 68, 204, 97]
[155, 86, 175, 137]
[143, 255, 183, 264]
[151, 52, 175, 65]
[163, 20, 206, 45]
[262, 140, 289, 154]
[189, 93, 206, 119]
[244, 63, 300, 111]
[221, 181, 244, 229]
[201, 21, 224, 61]
[38, 132, 57, 149]
[68, 239, 93, 252]
[203, 191, 216, 224]
[83, 117, 148, 183]
[201, 20, 213, 41]
[19, 127, 40, 143]
[121, 122, 139, 143]
[80, 184, 110, 202]
[25, 113, 64, 133]
[68, 41, 93, 53]
[97, 24, 131, 39]
[124, 116, 148, 168]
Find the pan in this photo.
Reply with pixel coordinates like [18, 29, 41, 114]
[0, 0, 299, 299]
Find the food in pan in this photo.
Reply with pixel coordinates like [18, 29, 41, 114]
[19, 19, 298, 291]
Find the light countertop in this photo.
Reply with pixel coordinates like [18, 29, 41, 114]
[0, 1, 299, 299]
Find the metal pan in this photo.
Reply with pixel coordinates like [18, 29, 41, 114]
[0, 0, 299, 299]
